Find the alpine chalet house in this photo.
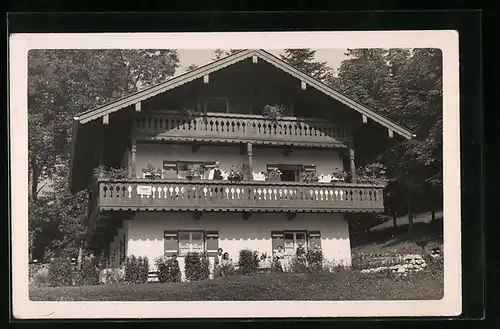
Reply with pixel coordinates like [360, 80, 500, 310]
[69, 49, 414, 279]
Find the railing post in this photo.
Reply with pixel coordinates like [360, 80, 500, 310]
[247, 142, 253, 180]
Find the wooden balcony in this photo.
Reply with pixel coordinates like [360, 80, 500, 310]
[95, 179, 385, 213]
[133, 111, 352, 148]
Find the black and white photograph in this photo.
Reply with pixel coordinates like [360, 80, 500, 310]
[10, 31, 461, 318]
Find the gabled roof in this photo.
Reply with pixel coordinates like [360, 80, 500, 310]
[74, 49, 415, 139]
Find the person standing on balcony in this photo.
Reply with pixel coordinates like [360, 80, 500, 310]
[213, 162, 223, 180]
[213, 248, 224, 278]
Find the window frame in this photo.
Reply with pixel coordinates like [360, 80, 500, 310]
[177, 230, 207, 256]
[283, 230, 308, 255]
[163, 160, 216, 180]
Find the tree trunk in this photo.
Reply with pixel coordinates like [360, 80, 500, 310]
[405, 192, 414, 232]
[30, 158, 39, 201]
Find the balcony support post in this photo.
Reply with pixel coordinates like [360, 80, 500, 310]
[131, 138, 137, 178]
[349, 147, 356, 183]
[247, 142, 253, 180]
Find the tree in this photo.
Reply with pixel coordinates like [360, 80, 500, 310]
[185, 64, 199, 72]
[333, 48, 443, 231]
[28, 49, 180, 201]
[28, 49, 180, 258]
[280, 48, 333, 81]
[212, 49, 243, 60]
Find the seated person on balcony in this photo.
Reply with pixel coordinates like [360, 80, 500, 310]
[213, 248, 224, 278]
[273, 246, 286, 272]
[220, 252, 235, 277]
[167, 254, 181, 282]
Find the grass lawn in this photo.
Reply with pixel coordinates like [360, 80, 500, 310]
[30, 270, 443, 301]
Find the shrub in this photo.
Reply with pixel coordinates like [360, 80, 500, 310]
[238, 249, 259, 275]
[289, 255, 308, 274]
[76, 257, 99, 286]
[100, 268, 125, 285]
[184, 252, 210, 281]
[305, 246, 324, 272]
[155, 256, 181, 283]
[29, 263, 49, 287]
[47, 257, 75, 287]
[261, 104, 285, 125]
[124, 255, 149, 284]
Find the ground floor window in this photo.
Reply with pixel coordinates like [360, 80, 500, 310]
[272, 230, 322, 255]
[164, 230, 219, 257]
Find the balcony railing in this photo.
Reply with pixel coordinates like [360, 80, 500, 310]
[96, 179, 384, 213]
[133, 111, 351, 146]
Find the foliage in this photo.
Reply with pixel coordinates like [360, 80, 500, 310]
[47, 257, 75, 287]
[227, 163, 248, 182]
[75, 256, 100, 286]
[264, 168, 282, 181]
[124, 255, 149, 284]
[93, 165, 129, 180]
[185, 64, 199, 72]
[305, 246, 324, 271]
[184, 252, 210, 281]
[213, 49, 243, 60]
[185, 164, 206, 181]
[155, 256, 181, 283]
[331, 163, 388, 185]
[237, 249, 260, 275]
[261, 104, 285, 125]
[331, 168, 349, 182]
[100, 268, 126, 285]
[28, 49, 180, 258]
[141, 164, 163, 179]
[299, 171, 320, 183]
[280, 49, 333, 81]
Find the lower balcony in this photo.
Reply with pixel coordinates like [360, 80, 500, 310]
[94, 179, 385, 213]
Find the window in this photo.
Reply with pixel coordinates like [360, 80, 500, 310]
[271, 230, 322, 254]
[164, 230, 220, 257]
[163, 160, 217, 180]
[266, 164, 316, 182]
[204, 98, 228, 113]
[283, 231, 307, 255]
[179, 231, 204, 256]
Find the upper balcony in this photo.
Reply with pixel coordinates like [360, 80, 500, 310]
[93, 178, 384, 214]
[132, 111, 352, 148]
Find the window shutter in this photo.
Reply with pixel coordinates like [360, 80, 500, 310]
[271, 231, 284, 252]
[303, 164, 316, 172]
[308, 231, 322, 248]
[206, 231, 219, 256]
[164, 231, 178, 257]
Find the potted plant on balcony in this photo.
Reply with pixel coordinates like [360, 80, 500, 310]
[264, 168, 282, 182]
[331, 168, 349, 183]
[142, 164, 163, 180]
[299, 170, 320, 183]
[261, 104, 285, 125]
[227, 163, 248, 183]
[185, 164, 206, 181]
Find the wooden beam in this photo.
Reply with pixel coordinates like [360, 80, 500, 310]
[135, 101, 141, 112]
[252, 55, 258, 63]
[388, 129, 394, 138]
[203, 74, 209, 84]
[103, 114, 109, 124]
[349, 148, 356, 183]
[242, 212, 251, 220]
[247, 143, 253, 180]
[362, 114, 368, 124]
[131, 138, 137, 178]
[286, 213, 297, 221]
[301, 81, 307, 90]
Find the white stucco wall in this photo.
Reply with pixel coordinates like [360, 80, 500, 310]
[135, 143, 344, 181]
[125, 211, 351, 279]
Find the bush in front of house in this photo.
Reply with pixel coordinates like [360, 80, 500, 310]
[237, 249, 260, 275]
[155, 256, 181, 283]
[124, 255, 149, 284]
[184, 252, 210, 281]
[47, 257, 75, 287]
[75, 257, 99, 286]
[305, 246, 324, 272]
